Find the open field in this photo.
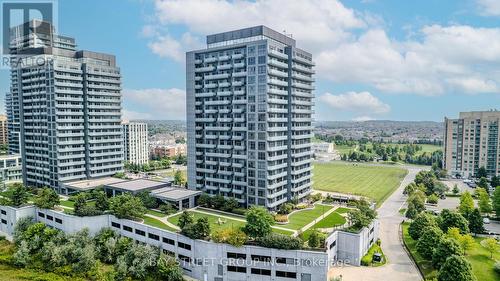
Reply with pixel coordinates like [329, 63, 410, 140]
[313, 162, 407, 206]
[402, 222, 500, 281]
[142, 216, 177, 231]
[301, 209, 347, 240]
[168, 209, 294, 236]
[280, 204, 333, 230]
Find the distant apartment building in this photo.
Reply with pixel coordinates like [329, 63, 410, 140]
[444, 110, 500, 178]
[0, 154, 22, 187]
[0, 115, 7, 146]
[313, 142, 334, 154]
[123, 121, 149, 165]
[6, 20, 123, 189]
[150, 144, 187, 159]
[186, 26, 314, 209]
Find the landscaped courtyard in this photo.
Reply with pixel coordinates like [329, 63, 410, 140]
[313, 162, 408, 206]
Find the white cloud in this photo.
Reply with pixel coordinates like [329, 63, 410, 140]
[477, 0, 500, 16]
[319, 91, 390, 115]
[123, 88, 186, 120]
[148, 32, 202, 62]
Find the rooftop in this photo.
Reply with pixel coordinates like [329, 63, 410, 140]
[151, 187, 202, 201]
[206, 25, 296, 47]
[62, 177, 126, 191]
[105, 179, 169, 192]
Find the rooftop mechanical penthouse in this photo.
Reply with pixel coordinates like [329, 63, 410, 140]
[186, 26, 315, 210]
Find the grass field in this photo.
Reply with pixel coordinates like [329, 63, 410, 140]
[301, 208, 347, 240]
[313, 162, 407, 206]
[280, 204, 333, 230]
[142, 216, 177, 231]
[146, 209, 167, 217]
[168, 210, 294, 236]
[402, 222, 500, 281]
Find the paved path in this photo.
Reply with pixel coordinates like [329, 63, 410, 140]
[293, 205, 339, 237]
[145, 213, 180, 230]
[329, 167, 423, 281]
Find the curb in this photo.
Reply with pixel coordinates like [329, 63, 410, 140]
[399, 222, 425, 281]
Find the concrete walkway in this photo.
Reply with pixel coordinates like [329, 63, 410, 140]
[293, 205, 339, 237]
[145, 213, 180, 230]
[329, 167, 424, 281]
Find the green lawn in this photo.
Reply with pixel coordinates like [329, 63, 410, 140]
[361, 242, 386, 267]
[280, 204, 333, 230]
[402, 222, 500, 281]
[142, 216, 177, 232]
[417, 144, 442, 155]
[313, 162, 407, 206]
[334, 144, 358, 155]
[167, 210, 294, 236]
[300, 208, 346, 240]
[59, 200, 75, 208]
[146, 209, 167, 217]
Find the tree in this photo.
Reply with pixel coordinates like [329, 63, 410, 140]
[109, 194, 146, 220]
[278, 203, 294, 215]
[458, 192, 474, 216]
[478, 177, 489, 189]
[459, 234, 475, 255]
[177, 210, 194, 229]
[481, 238, 499, 258]
[432, 238, 462, 268]
[173, 170, 185, 186]
[406, 190, 426, 219]
[33, 187, 60, 209]
[308, 229, 320, 248]
[74, 192, 101, 216]
[453, 184, 460, 195]
[137, 191, 158, 209]
[255, 233, 302, 250]
[416, 226, 443, 259]
[221, 198, 239, 212]
[467, 208, 484, 235]
[348, 209, 370, 229]
[437, 255, 476, 281]
[490, 176, 500, 189]
[405, 204, 418, 219]
[494, 186, 500, 218]
[476, 166, 487, 179]
[159, 203, 176, 215]
[211, 228, 248, 247]
[156, 254, 183, 281]
[185, 217, 211, 240]
[94, 190, 109, 212]
[244, 206, 274, 238]
[3, 183, 30, 207]
[477, 188, 492, 214]
[409, 213, 438, 240]
[439, 209, 469, 234]
[427, 194, 439, 204]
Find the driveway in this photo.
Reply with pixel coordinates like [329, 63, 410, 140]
[329, 167, 423, 281]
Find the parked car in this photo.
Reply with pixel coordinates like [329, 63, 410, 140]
[483, 218, 490, 224]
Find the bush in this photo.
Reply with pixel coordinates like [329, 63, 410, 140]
[256, 233, 302, 250]
[409, 213, 438, 240]
[494, 261, 500, 274]
[274, 214, 288, 223]
[278, 203, 294, 215]
[211, 228, 248, 247]
[427, 194, 439, 204]
[232, 208, 247, 216]
[159, 203, 176, 215]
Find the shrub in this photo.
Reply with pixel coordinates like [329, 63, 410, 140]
[244, 206, 274, 238]
[159, 203, 176, 215]
[278, 203, 294, 215]
[427, 194, 439, 204]
[409, 213, 438, 240]
[256, 234, 302, 250]
[494, 261, 500, 274]
[109, 194, 146, 220]
[211, 228, 248, 247]
[274, 214, 288, 223]
[232, 208, 247, 216]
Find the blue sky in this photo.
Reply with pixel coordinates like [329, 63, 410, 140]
[1, 0, 499, 121]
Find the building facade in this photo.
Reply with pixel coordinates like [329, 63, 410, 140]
[444, 110, 500, 178]
[123, 121, 149, 165]
[0, 115, 7, 146]
[6, 20, 123, 189]
[186, 26, 314, 209]
[0, 154, 22, 187]
[150, 144, 187, 159]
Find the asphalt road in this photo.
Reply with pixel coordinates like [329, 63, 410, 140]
[329, 167, 423, 281]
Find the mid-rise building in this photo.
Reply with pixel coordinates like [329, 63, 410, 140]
[0, 115, 7, 146]
[186, 26, 314, 209]
[150, 144, 187, 159]
[6, 20, 123, 189]
[0, 154, 22, 187]
[444, 110, 500, 178]
[123, 121, 149, 165]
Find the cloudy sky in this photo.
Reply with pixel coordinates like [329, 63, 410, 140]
[1, 0, 499, 121]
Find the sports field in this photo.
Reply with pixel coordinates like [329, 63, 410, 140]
[313, 162, 407, 206]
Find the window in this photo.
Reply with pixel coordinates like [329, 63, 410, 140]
[163, 237, 175, 245]
[251, 268, 271, 276]
[135, 229, 146, 236]
[55, 218, 62, 224]
[111, 222, 121, 229]
[329, 240, 336, 249]
[123, 225, 133, 232]
[178, 254, 191, 262]
[276, 271, 297, 279]
[178, 242, 191, 251]
[38, 212, 45, 218]
[227, 252, 246, 259]
[258, 65, 266, 74]
[257, 56, 266, 64]
[248, 57, 255, 65]
[163, 249, 175, 256]
[46, 215, 53, 221]
[276, 257, 296, 265]
[1, 210, 6, 215]
[227, 266, 246, 273]
[1, 219, 6, 224]
[148, 233, 160, 241]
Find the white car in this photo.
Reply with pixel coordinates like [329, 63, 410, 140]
[483, 218, 490, 224]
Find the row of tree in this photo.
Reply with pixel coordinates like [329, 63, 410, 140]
[12, 218, 183, 280]
[408, 211, 498, 281]
[124, 155, 187, 173]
